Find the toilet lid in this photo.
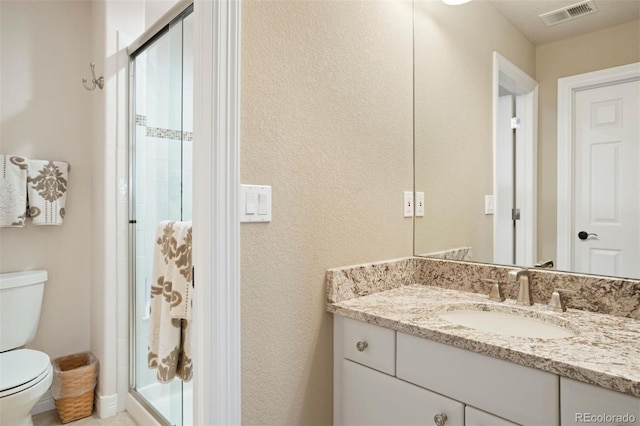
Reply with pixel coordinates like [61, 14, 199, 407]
[0, 349, 51, 392]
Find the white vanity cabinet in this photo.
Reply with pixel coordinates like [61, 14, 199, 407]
[335, 316, 463, 425]
[335, 315, 640, 426]
[560, 377, 640, 426]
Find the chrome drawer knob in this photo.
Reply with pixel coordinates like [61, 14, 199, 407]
[434, 413, 448, 426]
[356, 341, 368, 352]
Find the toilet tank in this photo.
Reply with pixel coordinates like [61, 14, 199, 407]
[0, 270, 48, 352]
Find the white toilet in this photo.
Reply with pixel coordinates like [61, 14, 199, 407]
[0, 270, 53, 426]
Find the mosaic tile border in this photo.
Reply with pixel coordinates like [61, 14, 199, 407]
[135, 114, 193, 141]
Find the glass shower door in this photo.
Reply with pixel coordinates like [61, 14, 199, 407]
[129, 6, 193, 425]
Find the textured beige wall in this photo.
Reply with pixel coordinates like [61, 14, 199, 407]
[536, 19, 640, 264]
[240, 1, 413, 423]
[414, 1, 535, 262]
[0, 1, 92, 359]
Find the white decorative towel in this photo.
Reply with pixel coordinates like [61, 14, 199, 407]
[148, 221, 193, 383]
[0, 155, 28, 227]
[27, 160, 69, 225]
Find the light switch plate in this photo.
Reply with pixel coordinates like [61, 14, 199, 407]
[241, 185, 272, 223]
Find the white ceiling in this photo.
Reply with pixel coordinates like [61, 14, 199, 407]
[488, 0, 640, 45]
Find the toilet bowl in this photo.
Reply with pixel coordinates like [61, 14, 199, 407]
[0, 271, 51, 426]
[0, 349, 53, 426]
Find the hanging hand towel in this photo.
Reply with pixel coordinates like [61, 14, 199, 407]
[27, 160, 69, 225]
[148, 221, 193, 383]
[0, 155, 28, 227]
[168, 221, 192, 321]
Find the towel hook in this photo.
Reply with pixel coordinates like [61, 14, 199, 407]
[82, 63, 104, 91]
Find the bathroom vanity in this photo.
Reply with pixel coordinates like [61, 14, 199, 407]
[327, 259, 640, 426]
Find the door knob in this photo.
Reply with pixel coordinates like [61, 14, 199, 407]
[578, 231, 598, 240]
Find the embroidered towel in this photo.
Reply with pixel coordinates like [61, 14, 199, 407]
[0, 155, 28, 227]
[148, 221, 193, 383]
[27, 160, 69, 225]
[167, 221, 192, 321]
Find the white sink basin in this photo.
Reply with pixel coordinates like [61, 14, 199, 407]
[438, 306, 576, 339]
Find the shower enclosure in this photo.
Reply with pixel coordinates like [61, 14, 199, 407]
[129, 5, 193, 425]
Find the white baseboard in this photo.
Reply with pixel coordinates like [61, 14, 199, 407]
[32, 390, 55, 415]
[96, 392, 118, 419]
[125, 393, 161, 426]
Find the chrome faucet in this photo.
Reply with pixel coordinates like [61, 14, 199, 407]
[508, 268, 533, 306]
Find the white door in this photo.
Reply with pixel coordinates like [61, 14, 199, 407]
[495, 95, 515, 265]
[495, 93, 534, 267]
[574, 79, 640, 278]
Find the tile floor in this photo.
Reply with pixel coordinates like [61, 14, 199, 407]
[32, 411, 137, 426]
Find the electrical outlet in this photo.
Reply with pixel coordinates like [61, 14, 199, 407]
[404, 191, 414, 217]
[416, 192, 425, 217]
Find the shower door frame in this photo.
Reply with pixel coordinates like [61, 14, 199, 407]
[127, 3, 194, 425]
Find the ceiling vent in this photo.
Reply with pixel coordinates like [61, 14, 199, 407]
[539, 0, 598, 27]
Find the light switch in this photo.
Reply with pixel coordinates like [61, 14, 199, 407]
[258, 193, 268, 215]
[485, 195, 494, 215]
[246, 192, 257, 214]
[241, 185, 272, 223]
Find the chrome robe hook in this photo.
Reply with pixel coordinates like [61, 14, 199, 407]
[82, 63, 104, 91]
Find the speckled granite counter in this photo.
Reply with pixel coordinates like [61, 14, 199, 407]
[329, 284, 640, 398]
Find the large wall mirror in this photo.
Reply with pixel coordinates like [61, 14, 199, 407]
[414, 0, 640, 279]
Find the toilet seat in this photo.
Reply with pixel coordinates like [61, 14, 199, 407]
[0, 349, 52, 398]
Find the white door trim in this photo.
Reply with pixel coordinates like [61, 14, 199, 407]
[556, 62, 640, 271]
[193, 0, 241, 424]
[492, 52, 538, 267]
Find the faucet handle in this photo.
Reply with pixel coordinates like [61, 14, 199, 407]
[549, 288, 577, 312]
[482, 279, 505, 302]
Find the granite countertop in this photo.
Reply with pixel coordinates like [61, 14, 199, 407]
[329, 284, 640, 398]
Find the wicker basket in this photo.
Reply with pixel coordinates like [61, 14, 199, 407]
[51, 352, 98, 424]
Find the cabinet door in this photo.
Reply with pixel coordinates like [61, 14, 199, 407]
[343, 359, 464, 426]
[465, 406, 519, 426]
[561, 377, 640, 425]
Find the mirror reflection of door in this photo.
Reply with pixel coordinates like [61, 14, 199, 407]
[573, 79, 640, 277]
[493, 53, 538, 268]
[495, 94, 516, 264]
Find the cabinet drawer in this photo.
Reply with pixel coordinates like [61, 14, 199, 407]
[343, 359, 464, 426]
[560, 377, 640, 425]
[465, 406, 519, 426]
[397, 332, 559, 425]
[343, 317, 395, 375]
